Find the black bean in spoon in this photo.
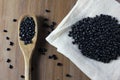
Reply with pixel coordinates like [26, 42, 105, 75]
[68, 14, 120, 63]
[19, 16, 35, 45]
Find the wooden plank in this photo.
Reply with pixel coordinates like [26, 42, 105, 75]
[2, 0, 120, 80]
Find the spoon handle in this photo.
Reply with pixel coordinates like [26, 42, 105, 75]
[25, 58, 31, 80]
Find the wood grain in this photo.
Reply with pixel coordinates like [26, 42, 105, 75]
[0, 0, 120, 80]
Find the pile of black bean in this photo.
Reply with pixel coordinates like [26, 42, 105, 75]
[68, 14, 120, 63]
[19, 16, 35, 45]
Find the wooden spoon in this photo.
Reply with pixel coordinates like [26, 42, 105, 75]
[18, 14, 37, 80]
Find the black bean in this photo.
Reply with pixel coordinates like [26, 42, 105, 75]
[9, 65, 13, 69]
[48, 56, 53, 59]
[66, 74, 72, 77]
[50, 24, 54, 28]
[20, 75, 25, 78]
[6, 37, 10, 40]
[52, 55, 58, 60]
[6, 48, 11, 51]
[6, 59, 11, 63]
[3, 30, 7, 32]
[24, 41, 28, 45]
[38, 47, 47, 52]
[9, 41, 14, 46]
[13, 19, 17, 22]
[50, 25, 54, 31]
[45, 9, 50, 13]
[57, 63, 63, 66]
[72, 41, 76, 44]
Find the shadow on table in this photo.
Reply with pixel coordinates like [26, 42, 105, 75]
[30, 16, 49, 80]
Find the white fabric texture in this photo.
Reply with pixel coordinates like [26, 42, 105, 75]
[46, 0, 120, 80]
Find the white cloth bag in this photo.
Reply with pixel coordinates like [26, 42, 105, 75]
[46, 0, 120, 80]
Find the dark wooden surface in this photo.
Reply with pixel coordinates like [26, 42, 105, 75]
[0, 0, 120, 80]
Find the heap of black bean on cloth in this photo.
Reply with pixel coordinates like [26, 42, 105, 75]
[68, 14, 120, 63]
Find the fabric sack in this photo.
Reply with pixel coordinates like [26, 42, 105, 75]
[46, 0, 120, 80]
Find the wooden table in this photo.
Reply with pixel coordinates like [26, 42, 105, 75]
[0, 0, 120, 80]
